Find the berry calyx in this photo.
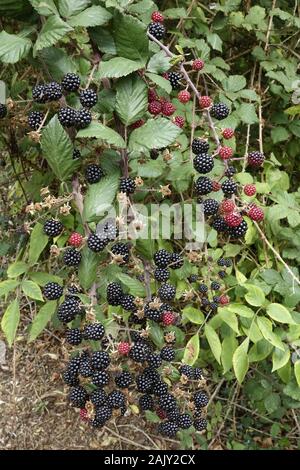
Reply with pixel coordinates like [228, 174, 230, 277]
[192, 59, 204, 71]
[222, 128, 234, 139]
[244, 184, 256, 196]
[118, 342, 131, 355]
[248, 205, 264, 222]
[199, 96, 212, 109]
[218, 146, 233, 160]
[178, 90, 191, 103]
[68, 232, 83, 248]
[151, 11, 164, 22]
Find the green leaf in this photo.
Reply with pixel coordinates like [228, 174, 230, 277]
[115, 76, 147, 126]
[129, 117, 182, 152]
[235, 268, 247, 285]
[207, 32, 222, 51]
[68, 5, 111, 27]
[59, 0, 90, 17]
[236, 103, 258, 124]
[148, 321, 165, 348]
[99, 57, 143, 79]
[264, 393, 280, 414]
[21, 280, 43, 301]
[266, 303, 295, 324]
[272, 346, 290, 372]
[227, 304, 254, 318]
[295, 361, 300, 387]
[224, 75, 246, 92]
[40, 47, 77, 80]
[285, 104, 300, 116]
[204, 324, 221, 364]
[245, 284, 265, 307]
[271, 126, 290, 144]
[0, 31, 31, 64]
[28, 222, 49, 266]
[83, 173, 119, 222]
[34, 15, 73, 55]
[7, 261, 28, 278]
[28, 301, 57, 342]
[183, 334, 200, 366]
[219, 309, 239, 333]
[78, 247, 98, 290]
[257, 317, 285, 351]
[145, 72, 172, 94]
[117, 273, 145, 297]
[182, 306, 204, 325]
[29, 272, 62, 286]
[41, 115, 78, 181]
[221, 335, 238, 373]
[0, 280, 19, 297]
[113, 12, 148, 63]
[1, 299, 20, 347]
[232, 338, 249, 384]
[77, 121, 126, 147]
[147, 51, 171, 74]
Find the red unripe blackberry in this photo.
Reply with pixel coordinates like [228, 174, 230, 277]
[148, 88, 158, 102]
[69, 386, 88, 408]
[247, 151, 265, 167]
[118, 342, 131, 355]
[222, 128, 234, 139]
[43, 219, 63, 237]
[43, 282, 63, 300]
[162, 101, 176, 116]
[210, 102, 230, 120]
[218, 146, 233, 160]
[199, 96, 212, 109]
[68, 232, 83, 247]
[61, 73, 80, 92]
[157, 408, 167, 420]
[28, 110, 44, 130]
[220, 294, 230, 305]
[248, 205, 264, 221]
[178, 90, 191, 103]
[194, 176, 213, 195]
[151, 11, 164, 22]
[79, 89, 97, 108]
[74, 108, 92, 129]
[63, 247, 82, 267]
[148, 22, 166, 40]
[79, 408, 88, 422]
[220, 199, 235, 214]
[244, 184, 256, 196]
[224, 213, 243, 227]
[173, 115, 185, 127]
[131, 119, 145, 129]
[193, 153, 214, 174]
[162, 311, 176, 326]
[148, 100, 162, 115]
[212, 181, 221, 192]
[192, 59, 204, 71]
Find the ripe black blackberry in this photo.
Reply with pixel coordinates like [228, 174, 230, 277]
[217, 258, 226, 267]
[58, 107, 77, 127]
[211, 281, 220, 291]
[101, 218, 119, 241]
[150, 149, 159, 160]
[225, 165, 236, 177]
[147, 352, 162, 369]
[192, 138, 209, 154]
[194, 176, 213, 196]
[201, 297, 210, 307]
[92, 370, 110, 387]
[153, 381, 168, 397]
[66, 285, 80, 298]
[129, 341, 151, 363]
[154, 267, 170, 282]
[166, 408, 180, 422]
[119, 177, 136, 195]
[148, 22, 166, 40]
[106, 282, 123, 306]
[111, 242, 130, 263]
[139, 394, 154, 411]
[193, 390, 209, 408]
[63, 370, 79, 386]
[218, 270, 226, 279]
[158, 283, 176, 301]
[247, 151, 265, 167]
[32, 84, 48, 103]
[213, 295, 221, 303]
[66, 328, 82, 345]
[92, 405, 112, 426]
[224, 258, 232, 267]
[79, 358, 93, 377]
[136, 374, 153, 393]
[194, 417, 207, 431]
[198, 283, 208, 294]
[67, 356, 81, 375]
[188, 274, 198, 283]
[90, 389, 107, 407]
[28, 111, 44, 130]
[144, 366, 160, 382]
[69, 386, 88, 408]
[107, 390, 126, 410]
[85, 164, 104, 184]
[91, 351, 110, 370]
[229, 219, 248, 238]
[79, 89, 98, 108]
[212, 216, 228, 232]
[45, 81, 62, 101]
[43, 219, 63, 237]
[0, 104, 7, 118]
[120, 294, 136, 312]
[179, 364, 194, 378]
[193, 154, 214, 174]
[153, 249, 171, 268]
[193, 367, 203, 380]
[82, 322, 105, 340]
[167, 72, 182, 90]
[210, 301, 218, 311]
[210, 102, 230, 120]
[160, 346, 175, 362]
[221, 178, 237, 196]
[57, 297, 80, 323]
[202, 198, 219, 216]
[115, 371, 132, 388]
[144, 302, 162, 322]
[178, 413, 193, 429]
[63, 248, 82, 267]
[62, 73, 81, 92]
[159, 393, 177, 411]
[73, 148, 81, 159]
[158, 421, 179, 437]
[87, 233, 108, 253]
[169, 252, 184, 269]
[43, 282, 63, 300]
[74, 108, 92, 129]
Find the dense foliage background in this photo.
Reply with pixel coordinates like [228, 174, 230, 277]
[0, 0, 299, 450]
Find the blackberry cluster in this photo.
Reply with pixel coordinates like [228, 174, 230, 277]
[221, 179, 237, 196]
[87, 233, 108, 252]
[106, 282, 124, 306]
[154, 267, 170, 282]
[194, 177, 213, 195]
[158, 283, 176, 301]
[57, 297, 81, 323]
[120, 294, 136, 312]
[58, 107, 76, 127]
[202, 199, 219, 215]
[74, 108, 92, 129]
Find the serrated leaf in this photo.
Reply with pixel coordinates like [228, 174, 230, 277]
[28, 222, 49, 265]
[207, 32, 222, 51]
[30, 0, 58, 16]
[1, 300, 20, 347]
[28, 301, 57, 342]
[182, 306, 204, 325]
[0, 31, 31, 64]
[99, 57, 143, 79]
[34, 15, 73, 55]
[145, 72, 172, 94]
[59, 0, 91, 18]
[117, 273, 145, 297]
[41, 115, 78, 181]
[224, 75, 246, 92]
[204, 324, 221, 364]
[129, 117, 182, 152]
[78, 247, 99, 290]
[40, 47, 77, 80]
[115, 76, 147, 126]
[233, 338, 249, 384]
[245, 284, 265, 307]
[236, 103, 258, 124]
[22, 280, 43, 301]
[83, 173, 119, 222]
[257, 317, 285, 351]
[68, 5, 111, 27]
[266, 303, 295, 324]
[76, 121, 125, 147]
[7, 261, 28, 278]
[147, 51, 171, 74]
[0, 280, 19, 297]
[113, 12, 148, 63]
[183, 334, 200, 366]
